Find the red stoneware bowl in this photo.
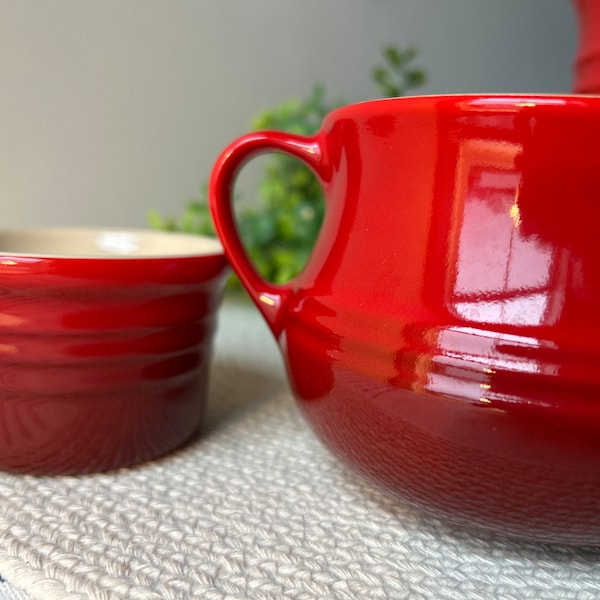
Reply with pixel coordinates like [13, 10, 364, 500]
[210, 94, 600, 545]
[0, 228, 228, 474]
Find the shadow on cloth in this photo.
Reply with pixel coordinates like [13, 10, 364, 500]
[339, 462, 600, 561]
[200, 355, 289, 436]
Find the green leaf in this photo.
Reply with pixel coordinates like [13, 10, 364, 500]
[147, 210, 168, 230]
[372, 44, 427, 98]
[384, 45, 402, 67]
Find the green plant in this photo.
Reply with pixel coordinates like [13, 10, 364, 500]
[371, 46, 426, 97]
[149, 45, 426, 288]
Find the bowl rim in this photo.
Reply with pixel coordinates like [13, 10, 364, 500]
[0, 227, 224, 260]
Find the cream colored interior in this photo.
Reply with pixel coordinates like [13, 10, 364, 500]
[0, 228, 224, 258]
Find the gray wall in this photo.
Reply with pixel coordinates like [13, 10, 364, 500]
[0, 0, 578, 229]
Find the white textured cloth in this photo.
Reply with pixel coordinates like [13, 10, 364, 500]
[0, 297, 599, 600]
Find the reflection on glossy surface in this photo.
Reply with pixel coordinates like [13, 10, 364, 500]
[0, 231, 229, 474]
[211, 95, 600, 544]
[447, 137, 571, 336]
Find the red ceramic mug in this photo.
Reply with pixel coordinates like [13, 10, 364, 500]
[210, 95, 600, 544]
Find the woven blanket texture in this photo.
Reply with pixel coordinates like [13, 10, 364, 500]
[0, 298, 599, 600]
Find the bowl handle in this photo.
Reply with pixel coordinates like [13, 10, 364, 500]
[209, 131, 326, 338]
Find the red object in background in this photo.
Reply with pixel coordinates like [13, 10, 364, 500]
[573, 0, 600, 92]
[210, 95, 600, 544]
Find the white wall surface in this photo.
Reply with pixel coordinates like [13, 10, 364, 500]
[0, 0, 577, 229]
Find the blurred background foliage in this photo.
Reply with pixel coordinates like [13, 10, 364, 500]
[148, 45, 426, 288]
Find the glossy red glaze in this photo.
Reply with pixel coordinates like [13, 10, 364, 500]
[210, 95, 600, 544]
[0, 229, 228, 474]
